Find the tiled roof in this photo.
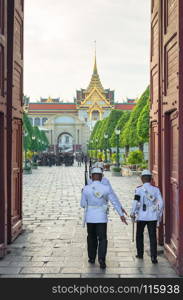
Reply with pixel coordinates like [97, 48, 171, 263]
[29, 103, 77, 111]
[114, 103, 135, 110]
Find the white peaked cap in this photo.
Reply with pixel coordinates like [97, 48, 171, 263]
[91, 167, 103, 174]
[141, 170, 152, 176]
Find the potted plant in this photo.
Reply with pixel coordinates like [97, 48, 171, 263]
[23, 160, 32, 174]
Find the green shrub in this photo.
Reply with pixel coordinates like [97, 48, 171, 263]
[139, 161, 148, 170]
[111, 167, 121, 172]
[127, 150, 144, 165]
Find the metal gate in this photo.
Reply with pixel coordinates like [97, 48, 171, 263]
[7, 0, 24, 243]
[150, 0, 183, 275]
[0, 0, 7, 257]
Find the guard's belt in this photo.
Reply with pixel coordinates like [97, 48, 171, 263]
[134, 194, 140, 201]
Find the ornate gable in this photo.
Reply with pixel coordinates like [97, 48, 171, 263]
[80, 87, 111, 108]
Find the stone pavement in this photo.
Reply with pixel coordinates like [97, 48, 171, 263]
[0, 164, 178, 278]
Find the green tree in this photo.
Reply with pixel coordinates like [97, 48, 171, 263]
[122, 86, 149, 152]
[110, 111, 131, 147]
[39, 130, 49, 151]
[120, 124, 130, 157]
[127, 150, 144, 165]
[97, 117, 109, 150]
[137, 99, 150, 143]
[89, 120, 102, 150]
[23, 113, 33, 157]
[99, 110, 123, 149]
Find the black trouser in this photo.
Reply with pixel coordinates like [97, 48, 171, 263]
[87, 223, 107, 262]
[136, 220, 157, 258]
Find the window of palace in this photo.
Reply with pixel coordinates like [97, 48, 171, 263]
[42, 117, 48, 125]
[34, 117, 40, 126]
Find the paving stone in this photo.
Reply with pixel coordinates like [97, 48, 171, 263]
[9, 261, 44, 267]
[82, 267, 142, 275]
[141, 267, 177, 276]
[0, 267, 22, 275]
[0, 274, 42, 278]
[61, 268, 84, 274]
[43, 274, 81, 278]
[44, 262, 66, 267]
[0, 261, 11, 267]
[31, 256, 66, 262]
[20, 267, 60, 274]
[81, 274, 119, 278]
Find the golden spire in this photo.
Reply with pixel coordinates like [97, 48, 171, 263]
[86, 42, 105, 94]
[93, 41, 98, 74]
[47, 96, 53, 103]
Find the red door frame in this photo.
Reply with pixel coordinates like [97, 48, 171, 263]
[0, 0, 7, 257]
[7, 0, 23, 243]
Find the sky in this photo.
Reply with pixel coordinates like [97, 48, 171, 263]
[24, 0, 151, 103]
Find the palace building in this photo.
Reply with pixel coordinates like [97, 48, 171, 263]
[27, 53, 136, 153]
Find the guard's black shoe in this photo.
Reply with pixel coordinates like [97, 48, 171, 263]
[88, 259, 95, 264]
[99, 260, 106, 269]
[151, 257, 158, 264]
[136, 255, 143, 259]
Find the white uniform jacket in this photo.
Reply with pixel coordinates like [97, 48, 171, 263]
[81, 180, 124, 223]
[87, 177, 123, 208]
[131, 182, 164, 222]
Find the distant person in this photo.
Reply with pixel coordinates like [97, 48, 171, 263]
[77, 153, 82, 167]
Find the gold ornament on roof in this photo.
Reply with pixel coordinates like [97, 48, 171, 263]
[47, 96, 54, 103]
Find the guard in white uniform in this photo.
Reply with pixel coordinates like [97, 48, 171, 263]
[81, 167, 127, 269]
[130, 170, 164, 264]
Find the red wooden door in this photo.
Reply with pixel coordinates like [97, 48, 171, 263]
[7, 0, 24, 242]
[0, 0, 7, 257]
[164, 112, 179, 259]
[150, 0, 183, 275]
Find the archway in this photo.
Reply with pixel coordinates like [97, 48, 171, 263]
[92, 110, 100, 121]
[57, 132, 73, 153]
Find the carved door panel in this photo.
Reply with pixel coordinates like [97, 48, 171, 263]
[11, 119, 22, 240]
[164, 112, 179, 260]
[7, 0, 23, 242]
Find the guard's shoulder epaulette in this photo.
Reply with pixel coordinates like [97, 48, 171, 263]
[136, 185, 142, 188]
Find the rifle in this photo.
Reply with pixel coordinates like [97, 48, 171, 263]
[89, 158, 92, 179]
[85, 158, 88, 186]
[82, 158, 88, 228]
[132, 219, 135, 242]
